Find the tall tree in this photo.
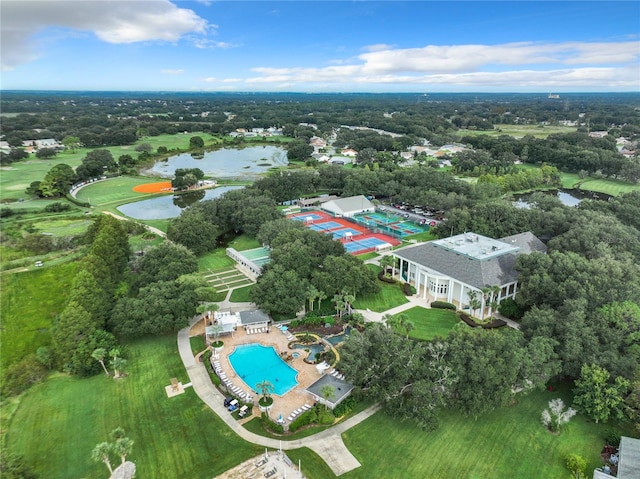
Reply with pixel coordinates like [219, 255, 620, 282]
[573, 364, 630, 424]
[39, 163, 77, 197]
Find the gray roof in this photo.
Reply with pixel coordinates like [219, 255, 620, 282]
[393, 232, 546, 289]
[619, 436, 640, 479]
[239, 309, 270, 326]
[322, 195, 373, 215]
[306, 374, 354, 405]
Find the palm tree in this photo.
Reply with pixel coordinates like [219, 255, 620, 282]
[306, 285, 319, 312]
[379, 255, 396, 277]
[91, 442, 114, 474]
[488, 285, 501, 318]
[333, 292, 346, 319]
[320, 384, 336, 411]
[113, 437, 134, 465]
[467, 290, 482, 318]
[342, 291, 356, 316]
[403, 320, 415, 339]
[110, 349, 126, 379]
[316, 291, 327, 312]
[256, 380, 274, 408]
[92, 348, 110, 377]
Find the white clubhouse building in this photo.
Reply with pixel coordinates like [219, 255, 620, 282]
[391, 232, 546, 319]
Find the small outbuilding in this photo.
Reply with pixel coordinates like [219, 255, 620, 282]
[305, 374, 354, 409]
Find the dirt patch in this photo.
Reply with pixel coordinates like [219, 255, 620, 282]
[132, 181, 173, 193]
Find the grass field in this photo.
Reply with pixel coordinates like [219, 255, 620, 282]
[4, 335, 263, 479]
[516, 164, 639, 196]
[352, 266, 408, 312]
[229, 285, 253, 302]
[342, 383, 627, 479]
[458, 124, 577, 139]
[0, 262, 78, 372]
[74, 176, 160, 207]
[400, 306, 461, 340]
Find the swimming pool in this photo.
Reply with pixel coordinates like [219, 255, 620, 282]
[228, 344, 299, 396]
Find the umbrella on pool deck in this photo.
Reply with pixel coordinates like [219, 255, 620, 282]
[277, 414, 284, 424]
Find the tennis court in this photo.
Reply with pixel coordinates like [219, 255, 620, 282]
[309, 221, 343, 231]
[287, 210, 399, 255]
[342, 235, 394, 254]
[290, 212, 327, 222]
[354, 211, 429, 237]
[330, 228, 362, 239]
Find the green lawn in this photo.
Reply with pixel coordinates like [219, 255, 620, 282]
[229, 285, 253, 302]
[4, 335, 263, 479]
[198, 235, 260, 272]
[352, 266, 408, 312]
[400, 306, 460, 340]
[74, 176, 156, 207]
[578, 178, 640, 196]
[457, 124, 577, 139]
[342, 383, 627, 479]
[0, 262, 78, 372]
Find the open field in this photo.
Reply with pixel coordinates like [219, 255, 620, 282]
[516, 164, 639, 196]
[400, 306, 461, 340]
[577, 178, 640, 196]
[0, 262, 77, 371]
[458, 124, 577, 139]
[4, 335, 263, 479]
[74, 176, 160, 207]
[342, 383, 629, 479]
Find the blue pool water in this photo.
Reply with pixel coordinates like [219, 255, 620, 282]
[228, 344, 298, 396]
[291, 343, 326, 362]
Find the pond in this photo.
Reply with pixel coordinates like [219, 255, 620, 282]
[116, 186, 242, 220]
[146, 146, 288, 179]
[513, 189, 610, 208]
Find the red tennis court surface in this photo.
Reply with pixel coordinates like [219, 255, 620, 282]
[288, 211, 400, 255]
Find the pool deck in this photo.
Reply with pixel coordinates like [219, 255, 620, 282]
[190, 319, 329, 426]
[181, 313, 380, 476]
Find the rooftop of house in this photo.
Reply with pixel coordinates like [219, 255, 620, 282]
[432, 233, 520, 261]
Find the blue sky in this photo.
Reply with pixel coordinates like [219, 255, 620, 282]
[2, 1, 639, 92]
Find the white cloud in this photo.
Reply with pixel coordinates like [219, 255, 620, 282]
[361, 43, 395, 52]
[1, 0, 209, 70]
[161, 69, 184, 75]
[192, 39, 239, 49]
[199, 77, 217, 82]
[245, 41, 640, 89]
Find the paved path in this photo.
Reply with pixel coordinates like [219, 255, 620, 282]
[177, 315, 380, 476]
[101, 210, 166, 238]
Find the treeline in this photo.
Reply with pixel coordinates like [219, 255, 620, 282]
[1, 216, 213, 396]
[460, 132, 639, 182]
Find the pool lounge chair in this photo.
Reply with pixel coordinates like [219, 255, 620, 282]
[302, 404, 311, 410]
[286, 415, 293, 422]
[294, 408, 302, 415]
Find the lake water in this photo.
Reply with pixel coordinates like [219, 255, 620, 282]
[513, 189, 610, 208]
[116, 186, 241, 220]
[146, 146, 288, 179]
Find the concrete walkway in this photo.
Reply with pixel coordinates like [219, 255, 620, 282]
[177, 315, 380, 476]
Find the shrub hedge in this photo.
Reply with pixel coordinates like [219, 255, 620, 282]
[261, 413, 284, 434]
[431, 301, 456, 310]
